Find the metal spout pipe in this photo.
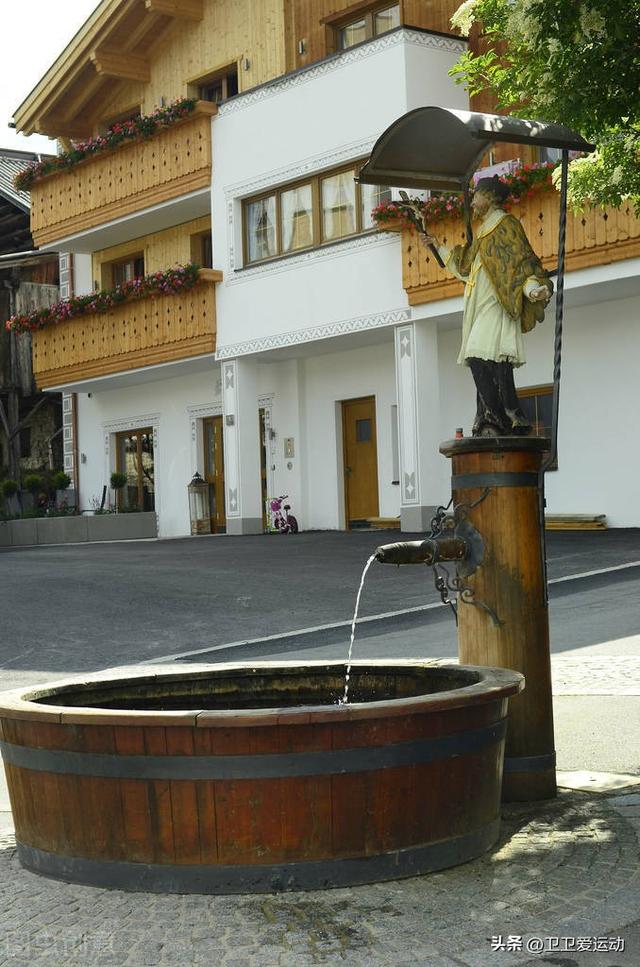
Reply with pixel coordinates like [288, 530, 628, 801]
[375, 537, 467, 566]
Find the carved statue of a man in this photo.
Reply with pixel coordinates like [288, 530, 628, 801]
[423, 176, 553, 436]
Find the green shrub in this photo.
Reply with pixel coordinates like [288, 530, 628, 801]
[52, 471, 72, 491]
[110, 472, 127, 490]
[23, 473, 44, 495]
[1, 479, 18, 499]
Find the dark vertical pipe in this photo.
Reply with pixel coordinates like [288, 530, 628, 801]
[463, 182, 473, 245]
[539, 149, 569, 602]
[542, 149, 569, 473]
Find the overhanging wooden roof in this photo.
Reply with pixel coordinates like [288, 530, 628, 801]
[358, 107, 596, 192]
[13, 0, 203, 139]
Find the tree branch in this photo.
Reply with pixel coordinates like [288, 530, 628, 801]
[7, 396, 49, 441]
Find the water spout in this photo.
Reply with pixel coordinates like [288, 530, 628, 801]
[340, 553, 376, 705]
[375, 538, 467, 566]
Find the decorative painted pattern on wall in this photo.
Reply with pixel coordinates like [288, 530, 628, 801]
[222, 360, 240, 518]
[216, 307, 411, 359]
[217, 29, 465, 117]
[394, 324, 420, 506]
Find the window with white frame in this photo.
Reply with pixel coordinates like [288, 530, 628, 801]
[243, 162, 392, 265]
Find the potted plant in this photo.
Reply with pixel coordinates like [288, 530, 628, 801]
[23, 473, 46, 514]
[110, 471, 127, 512]
[51, 471, 72, 511]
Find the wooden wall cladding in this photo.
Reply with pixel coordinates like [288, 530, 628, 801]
[91, 215, 212, 286]
[32, 270, 219, 388]
[287, 0, 462, 71]
[392, 190, 640, 306]
[29, 104, 215, 248]
[94, 0, 288, 127]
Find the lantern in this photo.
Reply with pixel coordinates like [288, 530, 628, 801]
[188, 471, 211, 535]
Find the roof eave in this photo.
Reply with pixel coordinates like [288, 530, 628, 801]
[12, 0, 129, 136]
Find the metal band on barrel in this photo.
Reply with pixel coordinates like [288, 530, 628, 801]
[17, 819, 501, 893]
[0, 720, 506, 780]
[452, 472, 540, 489]
[503, 752, 556, 773]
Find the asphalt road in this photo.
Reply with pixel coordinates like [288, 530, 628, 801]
[0, 528, 638, 674]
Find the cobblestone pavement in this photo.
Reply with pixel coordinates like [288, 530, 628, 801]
[0, 778, 639, 967]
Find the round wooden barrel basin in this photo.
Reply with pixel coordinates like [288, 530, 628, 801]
[0, 660, 523, 894]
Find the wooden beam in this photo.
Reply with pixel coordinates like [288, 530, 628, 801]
[144, 0, 203, 20]
[90, 47, 150, 83]
[52, 73, 114, 133]
[14, 0, 141, 134]
[34, 116, 92, 139]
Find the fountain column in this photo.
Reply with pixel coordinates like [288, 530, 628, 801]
[440, 436, 556, 802]
[394, 320, 446, 531]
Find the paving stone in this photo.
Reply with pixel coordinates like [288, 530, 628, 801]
[1, 783, 640, 966]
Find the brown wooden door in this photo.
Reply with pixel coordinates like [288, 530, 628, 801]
[342, 396, 379, 527]
[203, 416, 226, 532]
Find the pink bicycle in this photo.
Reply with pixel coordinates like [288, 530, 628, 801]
[269, 495, 298, 534]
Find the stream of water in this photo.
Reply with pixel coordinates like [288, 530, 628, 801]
[340, 553, 377, 705]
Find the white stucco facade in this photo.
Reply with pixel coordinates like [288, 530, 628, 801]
[59, 27, 639, 536]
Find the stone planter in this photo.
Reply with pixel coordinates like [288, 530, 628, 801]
[3, 512, 157, 546]
[86, 511, 157, 542]
[36, 516, 88, 545]
[8, 519, 39, 546]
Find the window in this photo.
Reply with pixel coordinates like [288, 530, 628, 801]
[360, 182, 393, 230]
[191, 230, 213, 268]
[322, 170, 356, 240]
[198, 65, 239, 104]
[517, 385, 557, 470]
[246, 196, 278, 262]
[281, 184, 314, 252]
[103, 253, 145, 290]
[243, 164, 392, 265]
[336, 3, 400, 50]
[115, 428, 155, 511]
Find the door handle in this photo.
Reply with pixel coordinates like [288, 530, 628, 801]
[345, 466, 352, 476]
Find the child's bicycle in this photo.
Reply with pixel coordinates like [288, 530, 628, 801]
[268, 496, 298, 534]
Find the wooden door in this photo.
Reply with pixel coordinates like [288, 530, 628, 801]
[342, 396, 379, 527]
[203, 416, 226, 532]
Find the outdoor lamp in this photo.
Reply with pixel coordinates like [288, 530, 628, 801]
[188, 471, 211, 535]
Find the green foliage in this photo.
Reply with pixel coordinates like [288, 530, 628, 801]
[23, 473, 44, 495]
[110, 472, 128, 490]
[449, 0, 640, 212]
[1, 479, 18, 499]
[52, 471, 72, 491]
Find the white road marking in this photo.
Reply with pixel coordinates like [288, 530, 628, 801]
[141, 558, 640, 665]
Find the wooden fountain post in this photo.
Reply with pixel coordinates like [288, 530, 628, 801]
[440, 436, 556, 801]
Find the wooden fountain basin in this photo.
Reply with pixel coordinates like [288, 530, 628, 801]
[0, 660, 523, 893]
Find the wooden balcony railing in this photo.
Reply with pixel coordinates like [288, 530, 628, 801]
[383, 189, 640, 306]
[29, 102, 216, 247]
[32, 268, 221, 389]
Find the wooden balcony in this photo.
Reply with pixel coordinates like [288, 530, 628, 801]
[29, 102, 216, 248]
[32, 269, 221, 389]
[385, 189, 640, 306]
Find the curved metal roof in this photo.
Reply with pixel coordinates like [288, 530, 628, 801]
[358, 107, 595, 191]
